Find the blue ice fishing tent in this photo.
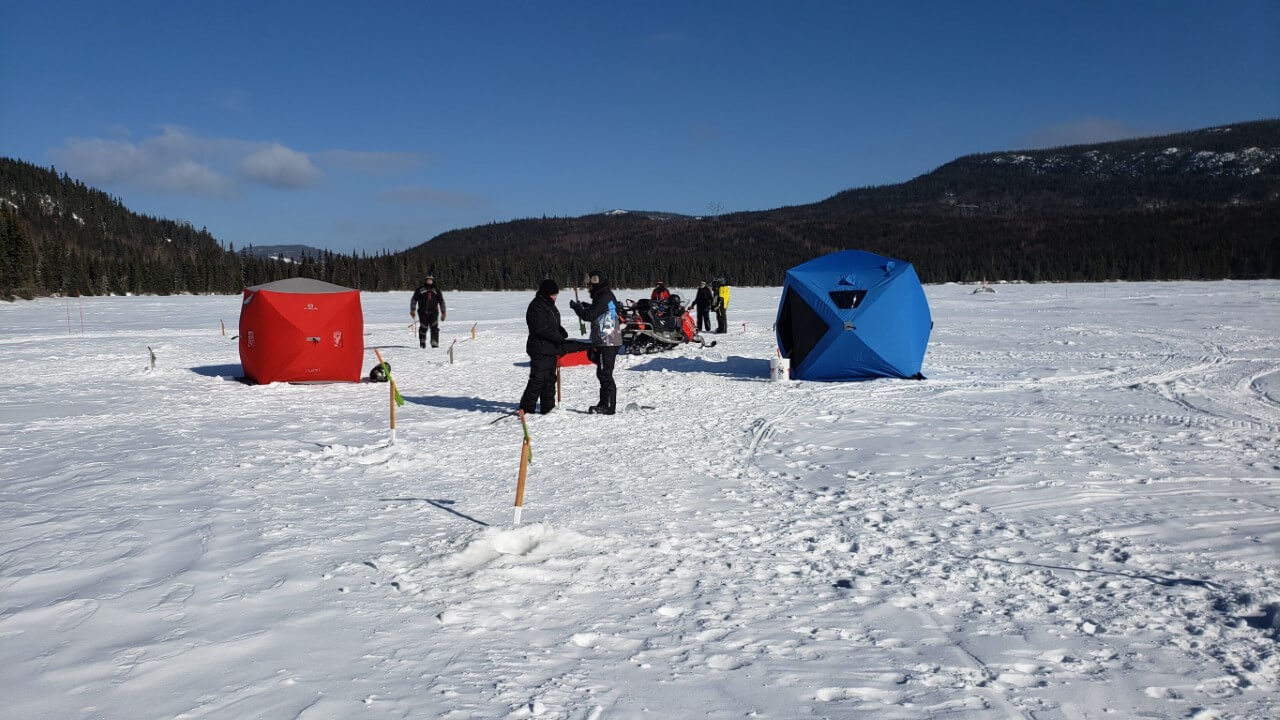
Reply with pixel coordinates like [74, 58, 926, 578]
[776, 250, 932, 381]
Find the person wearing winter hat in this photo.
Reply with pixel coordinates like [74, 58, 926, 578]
[410, 275, 446, 348]
[569, 270, 622, 414]
[711, 276, 730, 334]
[692, 280, 714, 333]
[519, 279, 568, 414]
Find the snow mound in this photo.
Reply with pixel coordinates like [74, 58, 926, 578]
[437, 523, 597, 575]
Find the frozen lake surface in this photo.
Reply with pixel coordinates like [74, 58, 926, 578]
[1, 281, 1277, 719]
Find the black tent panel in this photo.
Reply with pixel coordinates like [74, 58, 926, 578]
[777, 287, 829, 369]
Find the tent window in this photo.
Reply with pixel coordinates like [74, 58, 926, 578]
[777, 288, 829, 370]
[828, 289, 866, 309]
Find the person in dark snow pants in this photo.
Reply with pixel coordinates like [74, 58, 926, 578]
[692, 281, 714, 333]
[519, 279, 568, 415]
[410, 276, 446, 348]
[712, 277, 729, 334]
[569, 270, 623, 415]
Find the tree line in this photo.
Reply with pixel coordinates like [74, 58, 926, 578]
[3, 116, 1278, 301]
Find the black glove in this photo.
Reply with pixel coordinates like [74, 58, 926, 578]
[558, 327, 568, 339]
[569, 300, 580, 311]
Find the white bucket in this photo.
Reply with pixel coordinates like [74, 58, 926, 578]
[770, 356, 791, 382]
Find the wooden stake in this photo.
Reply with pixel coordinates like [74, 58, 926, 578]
[221, 319, 226, 336]
[513, 410, 530, 524]
[389, 377, 397, 444]
[448, 339, 456, 364]
[470, 323, 477, 340]
[78, 293, 85, 332]
[556, 366, 562, 404]
[374, 348, 396, 444]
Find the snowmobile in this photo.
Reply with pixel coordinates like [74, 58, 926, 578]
[617, 294, 716, 354]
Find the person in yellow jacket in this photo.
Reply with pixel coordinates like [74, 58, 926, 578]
[711, 277, 730, 334]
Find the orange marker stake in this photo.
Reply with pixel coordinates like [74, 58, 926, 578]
[513, 410, 531, 524]
[373, 348, 401, 444]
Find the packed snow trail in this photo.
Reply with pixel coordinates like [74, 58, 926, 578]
[0, 282, 1277, 719]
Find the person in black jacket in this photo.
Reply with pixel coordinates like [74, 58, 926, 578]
[519, 279, 568, 415]
[569, 270, 623, 415]
[410, 276, 447, 348]
[711, 277, 728, 334]
[692, 280, 714, 333]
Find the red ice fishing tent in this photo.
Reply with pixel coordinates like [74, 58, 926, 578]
[238, 278, 364, 384]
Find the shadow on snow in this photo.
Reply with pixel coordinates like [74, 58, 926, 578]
[379, 497, 490, 527]
[626, 354, 771, 380]
[959, 554, 1224, 590]
[191, 364, 254, 384]
[402, 394, 513, 414]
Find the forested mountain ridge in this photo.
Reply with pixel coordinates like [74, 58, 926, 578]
[787, 118, 1280, 218]
[3, 119, 1278, 299]
[0, 157, 373, 298]
[408, 119, 1279, 287]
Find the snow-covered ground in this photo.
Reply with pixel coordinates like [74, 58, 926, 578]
[2, 281, 1278, 720]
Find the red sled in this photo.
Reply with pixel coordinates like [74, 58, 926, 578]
[558, 339, 595, 367]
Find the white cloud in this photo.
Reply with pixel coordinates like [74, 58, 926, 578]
[157, 160, 232, 195]
[240, 144, 323, 188]
[55, 134, 232, 195]
[56, 137, 148, 184]
[50, 127, 407, 196]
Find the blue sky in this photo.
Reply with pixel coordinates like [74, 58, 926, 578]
[2, 1, 1277, 253]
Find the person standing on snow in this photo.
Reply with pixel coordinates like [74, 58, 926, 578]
[519, 279, 568, 415]
[651, 281, 670, 302]
[692, 280, 714, 333]
[712, 277, 730, 334]
[410, 275, 447, 348]
[570, 270, 622, 415]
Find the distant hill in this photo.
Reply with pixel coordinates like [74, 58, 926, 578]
[789, 119, 1280, 218]
[241, 244, 329, 264]
[2, 119, 1278, 299]
[405, 119, 1279, 288]
[0, 157, 359, 298]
